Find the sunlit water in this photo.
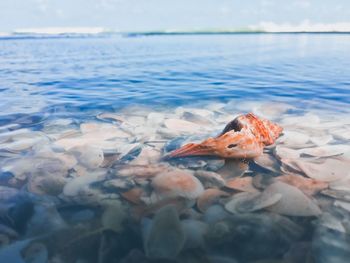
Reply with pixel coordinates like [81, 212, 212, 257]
[0, 34, 350, 263]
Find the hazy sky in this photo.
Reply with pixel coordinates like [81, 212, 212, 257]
[0, 0, 349, 32]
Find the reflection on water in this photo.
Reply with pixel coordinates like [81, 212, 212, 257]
[0, 34, 350, 262]
[0, 100, 350, 262]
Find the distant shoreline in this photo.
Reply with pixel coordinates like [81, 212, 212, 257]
[0, 31, 350, 41]
[125, 31, 350, 37]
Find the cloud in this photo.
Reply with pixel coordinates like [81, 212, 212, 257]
[250, 20, 350, 32]
[294, 0, 311, 9]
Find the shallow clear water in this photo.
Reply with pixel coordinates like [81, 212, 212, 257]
[0, 34, 350, 263]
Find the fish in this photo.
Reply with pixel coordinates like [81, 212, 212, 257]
[166, 113, 283, 159]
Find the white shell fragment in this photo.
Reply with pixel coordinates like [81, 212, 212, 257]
[224, 191, 281, 214]
[164, 119, 202, 134]
[69, 145, 104, 169]
[295, 158, 350, 182]
[265, 182, 322, 216]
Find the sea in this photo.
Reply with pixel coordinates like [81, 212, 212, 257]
[0, 33, 350, 263]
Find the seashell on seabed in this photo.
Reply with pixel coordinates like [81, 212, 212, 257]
[143, 205, 185, 259]
[193, 170, 226, 188]
[310, 134, 333, 146]
[164, 118, 203, 134]
[281, 113, 320, 127]
[197, 189, 230, 213]
[276, 174, 328, 196]
[264, 182, 322, 216]
[151, 169, 204, 201]
[224, 191, 282, 214]
[69, 145, 104, 169]
[27, 172, 66, 196]
[254, 153, 280, 173]
[293, 158, 350, 182]
[298, 144, 350, 158]
[277, 130, 310, 148]
[225, 177, 259, 193]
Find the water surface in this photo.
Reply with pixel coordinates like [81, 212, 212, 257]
[0, 34, 350, 263]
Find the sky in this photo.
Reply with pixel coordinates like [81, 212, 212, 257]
[0, 0, 349, 32]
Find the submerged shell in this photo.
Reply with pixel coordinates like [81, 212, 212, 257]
[194, 170, 226, 188]
[225, 177, 259, 193]
[278, 130, 310, 147]
[265, 182, 322, 216]
[197, 189, 229, 212]
[164, 119, 202, 134]
[254, 153, 280, 173]
[224, 191, 281, 214]
[69, 145, 104, 169]
[151, 170, 204, 200]
[298, 145, 350, 158]
[117, 164, 170, 178]
[144, 205, 185, 259]
[295, 158, 350, 182]
[276, 174, 328, 196]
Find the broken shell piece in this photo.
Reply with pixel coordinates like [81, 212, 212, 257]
[217, 160, 249, 179]
[96, 113, 125, 123]
[121, 187, 145, 205]
[151, 170, 204, 200]
[321, 189, 350, 202]
[224, 191, 281, 214]
[129, 146, 161, 165]
[294, 158, 350, 182]
[334, 200, 350, 213]
[298, 145, 350, 158]
[254, 153, 280, 173]
[330, 176, 350, 192]
[274, 145, 300, 160]
[197, 189, 230, 213]
[164, 119, 202, 134]
[69, 145, 104, 169]
[281, 114, 320, 127]
[225, 177, 259, 193]
[147, 112, 165, 126]
[103, 178, 135, 190]
[63, 173, 105, 197]
[117, 164, 171, 178]
[0, 137, 47, 153]
[331, 127, 350, 141]
[276, 174, 328, 196]
[310, 134, 333, 146]
[265, 182, 322, 216]
[182, 112, 214, 126]
[194, 170, 226, 188]
[252, 173, 275, 190]
[143, 205, 185, 259]
[27, 173, 66, 196]
[277, 130, 310, 148]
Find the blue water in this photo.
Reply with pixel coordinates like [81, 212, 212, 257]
[1, 33, 350, 262]
[1, 33, 349, 121]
